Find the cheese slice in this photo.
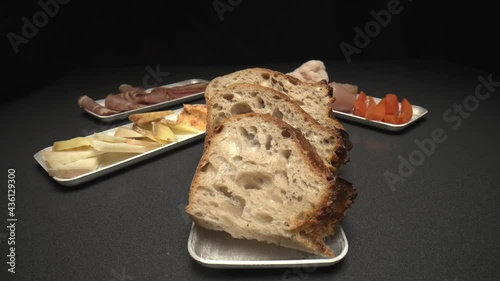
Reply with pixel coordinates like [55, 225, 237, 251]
[90, 139, 153, 153]
[44, 147, 104, 167]
[161, 123, 202, 134]
[152, 122, 176, 142]
[52, 137, 91, 151]
[132, 125, 169, 145]
[128, 110, 175, 125]
[47, 156, 99, 178]
[93, 133, 127, 143]
[113, 127, 144, 138]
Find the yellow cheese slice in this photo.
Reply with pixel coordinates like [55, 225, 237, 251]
[113, 127, 144, 138]
[44, 147, 104, 167]
[152, 122, 176, 142]
[52, 137, 91, 151]
[89, 139, 153, 153]
[165, 123, 202, 134]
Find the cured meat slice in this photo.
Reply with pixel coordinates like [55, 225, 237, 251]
[78, 95, 119, 116]
[104, 94, 143, 111]
[163, 82, 208, 99]
[118, 84, 146, 95]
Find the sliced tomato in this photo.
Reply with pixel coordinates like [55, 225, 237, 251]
[397, 98, 413, 124]
[385, 93, 399, 116]
[383, 114, 397, 124]
[366, 97, 386, 121]
[353, 91, 367, 117]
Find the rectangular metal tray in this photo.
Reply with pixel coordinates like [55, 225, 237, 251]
[332, 96, 428, 131]
[187, 223, 348, 268]
[82, 79, 210, 122]
[34, 107, 205, 186]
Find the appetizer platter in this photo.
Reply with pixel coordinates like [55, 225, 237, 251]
[188, 223, 348, 268]
[78, 79, 210, 122]
[34, 105, 207, 186]
[328, 84, 428, 132]
[331, 95, 428, 131]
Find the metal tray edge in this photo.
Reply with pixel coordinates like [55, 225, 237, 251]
[187, 223, 348, 269]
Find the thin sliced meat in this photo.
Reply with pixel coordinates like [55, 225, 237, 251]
[78, 95, 120, 116]
[164, 82, 208, 99]
[143, 88, 172, 104]
[118, 92, 141, 103]
[117, 89, 171, 104]
[118, 84, 146, 95]
[104, 94, 143, 111]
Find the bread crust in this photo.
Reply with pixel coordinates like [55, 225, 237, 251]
[206, 83, 343, 171]
[290, 177, 357, 256]
[205, 67, 352, 164]
[186, 113, 356, 258]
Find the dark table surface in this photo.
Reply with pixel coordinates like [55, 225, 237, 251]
[2, 60, 499, 281]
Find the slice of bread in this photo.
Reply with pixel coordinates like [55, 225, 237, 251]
[207, 83, 345, 172]
[204, 67, 352, 162]
[185, 113, 357, 257]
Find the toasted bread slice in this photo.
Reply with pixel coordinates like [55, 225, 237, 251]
[128, 110, 174, 125]
[186, 113, 356, 257]
[207, 83, 344, 172]
[204, 67, 351, 163]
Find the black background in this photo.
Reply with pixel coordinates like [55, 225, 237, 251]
[1, 1, 500, 280]
[2, 0, 499, 98]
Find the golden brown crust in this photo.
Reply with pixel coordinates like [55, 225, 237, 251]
[290, 177, 357, 257]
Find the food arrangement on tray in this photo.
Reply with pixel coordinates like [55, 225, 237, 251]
[34, 60, 426, 267]
[77, 79, 209, 122]
[34, 104, 207, 185]
[184, 62, 358, 266]
[327, 75, 427, 131]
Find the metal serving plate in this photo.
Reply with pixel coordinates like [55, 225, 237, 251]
[187, 223, 348, 268]
[34, 107, 205, 186]
[332, 96, 428, 132]
[82, 79, 210, 122]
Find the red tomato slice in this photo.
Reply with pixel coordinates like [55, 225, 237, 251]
[383, 114, 397, 124]
[385, 93, 399, 116]
[396, 98, 413, 124]
[366, 97, 386, 121]
[353, 91, 367, 117]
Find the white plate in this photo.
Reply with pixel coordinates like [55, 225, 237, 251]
[34, 107, 205, 186]
[82, 79, 210, 122]
[332, 96, 428, 132]
[187, 223, 348, 268]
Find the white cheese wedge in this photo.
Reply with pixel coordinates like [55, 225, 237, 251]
[93, 133, 128, 143]
[113, 127, 144, 138]
[90, 139, 152, 153]
[44, 147, 104, 167]
[47, 156, 99, 178]
[132, 125, 169, 145]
